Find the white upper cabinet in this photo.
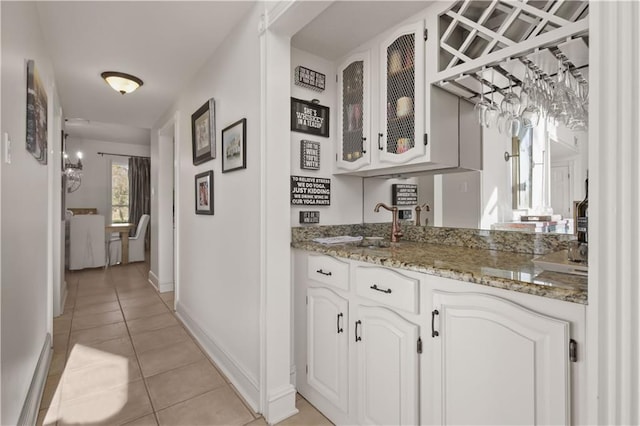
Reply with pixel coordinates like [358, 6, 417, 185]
[431, 291, 571, 425]
[378, 21, 426, 165]
[337, 52, 371, 171]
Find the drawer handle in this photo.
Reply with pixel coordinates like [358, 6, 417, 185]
[370, 284, 392, 294]
[355, 320, 362, 342]
[337, 313, 344, 334]
[431, 309, 439, 338]
[316, 269, 332, 276]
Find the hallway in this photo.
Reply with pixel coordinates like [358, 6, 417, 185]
[39, 262, 331, 425]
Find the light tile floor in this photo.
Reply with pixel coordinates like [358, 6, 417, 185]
[39, 260, 332, 426]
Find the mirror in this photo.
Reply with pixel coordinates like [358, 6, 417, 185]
[363, 119, 588, 234]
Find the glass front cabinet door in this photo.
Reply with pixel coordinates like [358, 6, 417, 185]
[337, 52, 371, 171]
[379, 21, 426, 164]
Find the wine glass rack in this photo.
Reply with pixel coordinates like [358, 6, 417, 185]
[433, 0, 589, 106]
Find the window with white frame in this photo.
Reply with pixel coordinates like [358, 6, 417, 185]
[111, 160, 129, 223]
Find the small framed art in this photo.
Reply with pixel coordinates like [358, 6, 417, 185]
[195, 170, 214, 215]
[191, 98, 216, 165]
[222, 118, 246, 173]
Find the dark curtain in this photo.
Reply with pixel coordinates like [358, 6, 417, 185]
[128, 157, 150, 247]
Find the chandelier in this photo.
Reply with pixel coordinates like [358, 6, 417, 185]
[64, 151, 83, 193]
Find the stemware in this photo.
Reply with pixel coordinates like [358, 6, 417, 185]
[500, 75, 521, 116]
[485, 70, 500, 128]
[474, 68, 490, 127]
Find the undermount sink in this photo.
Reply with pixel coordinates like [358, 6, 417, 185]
[359, 236, 391, 248]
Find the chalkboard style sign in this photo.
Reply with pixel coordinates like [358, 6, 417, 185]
[300, 140, 320, 170]
[291, 176, 331, 206]
[299, 211, 320, 224]
[295, 66, 326, 92]
[291, 98, 330, 138]
[392, 184, 418, 206]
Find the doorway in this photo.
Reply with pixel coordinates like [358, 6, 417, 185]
[155, 113, 179, 300]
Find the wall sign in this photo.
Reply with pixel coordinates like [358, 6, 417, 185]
[291, 98, 330, 138]
[295, 66, 326, 92]
[392, 184, 418, 206]
[291, 176, 331, 206]
[300, 140, 320, 170]
[299, 211, 320, 224]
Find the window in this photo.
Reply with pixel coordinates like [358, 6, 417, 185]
[111, 162, 129, 223]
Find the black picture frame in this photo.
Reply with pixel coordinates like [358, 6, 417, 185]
[26, 59, 48, 164]
[191, 98, 216, 165]
[300, 140, 320, 170]
[195, 170, 214, 215]
[291, 98, 329, 138]
[221, 118, 247, 173]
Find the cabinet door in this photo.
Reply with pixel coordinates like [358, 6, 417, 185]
[337, 52, 371, 171]
[379, 21, 425, 164]
[356, 305, 419, 425]
[307, 287, 349, 413]
[432, 291, 571, 425]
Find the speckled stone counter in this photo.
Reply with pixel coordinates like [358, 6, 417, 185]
[292, 240, 587, 305]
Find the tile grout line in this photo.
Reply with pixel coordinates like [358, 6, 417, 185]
[110, 267, 162, 426]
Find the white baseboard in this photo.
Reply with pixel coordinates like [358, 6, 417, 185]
[18, 333, 52, 426]
[148, 270, 174, 293]
[175, 301, 260, 413]
[264, 384, 298, 424]
[148, 270, 159, 291]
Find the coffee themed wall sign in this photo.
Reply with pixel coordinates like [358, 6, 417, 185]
[291, 98, 330, 138]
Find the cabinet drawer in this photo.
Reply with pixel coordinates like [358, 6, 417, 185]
[355, 266, 419, 314]
[307, 254, 349, 291]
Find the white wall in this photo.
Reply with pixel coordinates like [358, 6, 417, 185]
[1, 2, 58, 423]
[289, 48, 363, 226]
[151, 3, 262, 409]
[480, 125, 512, 229]
[65, 138, 150, 218]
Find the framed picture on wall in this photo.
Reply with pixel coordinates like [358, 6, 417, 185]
[26, 59, 48, 164]
[291, 98, 329, 137]
[191, 98, 216, 165]
[195, 170, 214, 215]
[222, 118, 247, 173]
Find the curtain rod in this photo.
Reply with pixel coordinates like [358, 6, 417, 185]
[97, 152, 150, 159]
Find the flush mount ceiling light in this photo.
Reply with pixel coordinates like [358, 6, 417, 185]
[101, 71, 143, 95]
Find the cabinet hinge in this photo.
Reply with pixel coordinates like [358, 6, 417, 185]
[569, 339, 577, 362]
[424, 29, 428, 41]
[417, 337, 423, 354]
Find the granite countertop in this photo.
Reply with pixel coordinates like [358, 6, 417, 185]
[292, 240, 587, 304]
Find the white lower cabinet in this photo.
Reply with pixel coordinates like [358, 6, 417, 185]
[430, 291, 572, 425]
[306, 287, 349, 413]
[294, 251, 586, 425]
[355, 305, 419, 425]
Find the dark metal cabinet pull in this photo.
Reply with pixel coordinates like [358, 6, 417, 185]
[362, 136, 367, 154]
[337, 313, 344, 334]
[316, 269, 332, 276]
[378, 133, 384, 150]
[431, 309, 439, 337]
[370, 284, 392, 294]
[355, 320, 362, 342]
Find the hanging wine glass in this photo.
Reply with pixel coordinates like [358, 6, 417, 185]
[520, 66, 541, 128]
[485, 69, 500, 128]
[474, 68, 490, 127]
[500, 74, 521, 116]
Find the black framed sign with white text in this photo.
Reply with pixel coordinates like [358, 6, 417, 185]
[291, 98, 330, 138]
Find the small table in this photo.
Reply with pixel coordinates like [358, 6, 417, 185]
[105, 223, 135, 264]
